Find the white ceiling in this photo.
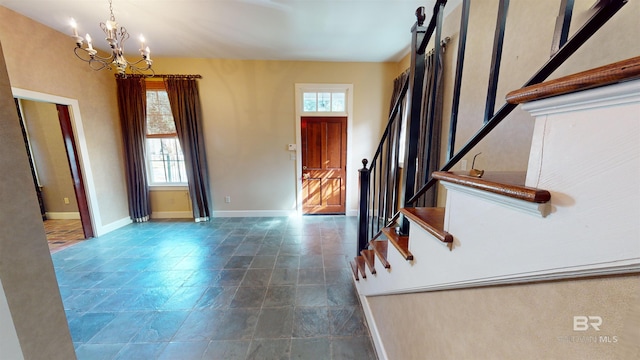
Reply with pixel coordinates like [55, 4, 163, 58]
[1, 0, 448, 62]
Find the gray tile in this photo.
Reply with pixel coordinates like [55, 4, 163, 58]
[69, 313, 117, 343]
[158, 341, 209, 360]
[241, 269, 272, 287]
[172, 309, 225, 342]
[250, 255, 277, 269]
[327, 283, 360, 306]
[291, 337, 331, 360]
[216, 269, 247, 286]
[275, 255, 300, 269]
[224, 256, 254, 269]
[211, 308, 260, 340]
[203, 340, 250, 360]
[160, 286, 208, 310]
[133, 311, 189, 342]
[246, 339, 291, 360]
[331, 336, 377, 360]
[298, 268, 325, 285]
[195, 286, 237, 309]
[230, 286, 267, 308]
[329, 307, 369, 336]
[87, 311, 155, 344]
[254, 307, 294, 339]
[55, 217, 373, 359]
[299, 254, 324, 267]
[264, 286, 296, 307]
[113, 342, 166, 360]
[296, 285, 327, 307]
[74, 343, 123, 360]
[270, 268, 298, 285]
[293, 307, 329, 338]
[325, 268, 353, 285]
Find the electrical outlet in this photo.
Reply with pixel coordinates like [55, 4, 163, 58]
[461, 160, 467, 171]
[225, 196, 231, 203]
[64, 197, 70, 204]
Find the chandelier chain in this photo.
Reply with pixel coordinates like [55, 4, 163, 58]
[108, 0, 115, 22]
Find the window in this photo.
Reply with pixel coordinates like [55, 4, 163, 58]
[145, 81, 187, 184]
[302, 91, 346, 113]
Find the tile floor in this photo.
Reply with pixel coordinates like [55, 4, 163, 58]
[52, 216, 377, 359]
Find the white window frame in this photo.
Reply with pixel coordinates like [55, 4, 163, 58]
[145, 82, 188, 188]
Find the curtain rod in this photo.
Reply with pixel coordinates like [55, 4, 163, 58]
[115, 74, 202, 79]
[153, 74, 202, 79]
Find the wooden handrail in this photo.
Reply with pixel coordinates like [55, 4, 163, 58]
[506, 56, 640, 104]
[432, 171, 550, 203]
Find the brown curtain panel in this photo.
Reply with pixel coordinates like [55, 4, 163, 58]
[416, 49, 444, 207]
[164, 78, 212, 221]
[116, 76, 151, 222]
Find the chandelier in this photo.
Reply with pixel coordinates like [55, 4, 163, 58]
[70, 0, 153, 76]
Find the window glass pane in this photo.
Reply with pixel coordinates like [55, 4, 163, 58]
[303, 92, 316, 112]
[331, 93, 345, 112]
[317, 92, 331, 112]
[146, 90, 176, 135]
[147, 138, 187, 183]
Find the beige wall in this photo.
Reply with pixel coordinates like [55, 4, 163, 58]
[151, 58, 396, 214]
[0, 39, 76, 359]
[0, 6, 129, 228]
[369, 274, 640, 359]
[21, 100, 79, 214]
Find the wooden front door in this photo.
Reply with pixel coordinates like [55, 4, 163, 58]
[301, 116, 347, 214]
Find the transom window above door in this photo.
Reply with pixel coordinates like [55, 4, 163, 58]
[302, 91, 346, 113]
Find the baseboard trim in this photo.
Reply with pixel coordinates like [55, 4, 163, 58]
[360, 294, 388, 360]
[45, 212, 80, 220]
[151, 211, 193, 219]
[212, 210, 297, 218]
[96, 217, 131, 237]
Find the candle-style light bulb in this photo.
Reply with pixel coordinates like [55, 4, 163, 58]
[70, 18, 78, 37]
[86, 33, 93, 50]
[145, 46, 151, 60]
[139, 35, 146, 48]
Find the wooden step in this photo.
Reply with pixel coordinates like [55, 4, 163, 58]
[400, 207, 453, 243]
[355, 256, 367, 279]
[381, 227, 413, 261]
[349, 260, 359, 281]
[360, 249, 377, 274]
[433, 171, 550, 203]
[369, 240, 390, 269]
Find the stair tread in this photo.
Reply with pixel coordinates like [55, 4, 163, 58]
[369, 240, 390, 268]
[360, 249, 377, 274]
[381, 227, 413, 260]
[349, 260, 359, 281]
[400, 207, 453, 243]
[433, 171, 550, 203]
[355, 256, 367, 279]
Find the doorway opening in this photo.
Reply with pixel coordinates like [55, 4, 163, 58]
[294, 84, 354, 216]
[12, 88, 100, 249]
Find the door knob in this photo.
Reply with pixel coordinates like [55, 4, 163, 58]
[302, 166, 307, 170]
[303, 173, 310, 179]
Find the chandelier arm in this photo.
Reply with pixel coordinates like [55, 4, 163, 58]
[73, 46, 115, 64]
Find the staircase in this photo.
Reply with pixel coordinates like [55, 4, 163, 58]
[352, 58, 640, 298]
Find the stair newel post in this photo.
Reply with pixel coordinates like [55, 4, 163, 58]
[398, 6, 428, 235]
[357, 159, 370, 254]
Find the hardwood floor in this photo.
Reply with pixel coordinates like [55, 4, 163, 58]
[44, 219, 85, 254]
